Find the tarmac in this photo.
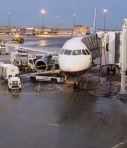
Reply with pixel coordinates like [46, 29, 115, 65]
[0, 64, 127, 148]
[1, 42, 127, 148]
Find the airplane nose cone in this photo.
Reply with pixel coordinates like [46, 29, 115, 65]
[58, 54, 92, 72]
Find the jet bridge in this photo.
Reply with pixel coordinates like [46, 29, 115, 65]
[82, 19, 127, 94]
[85, 32, 121, 67]
[81, 32, 121, 67]
[101, 32, 121, 66]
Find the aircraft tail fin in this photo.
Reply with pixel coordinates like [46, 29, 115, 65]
[93, 7, 97, 34]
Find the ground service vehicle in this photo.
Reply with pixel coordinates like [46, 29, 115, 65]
[11, 52, 34, 68]
[8, 76, 21, 91]
[0, 64, 21, 90]
[12, 37, 24, 43]
[0, 44, 9, 54]
[30, 71, 65, 83]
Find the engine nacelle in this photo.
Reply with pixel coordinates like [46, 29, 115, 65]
[35, 54, 55, 72]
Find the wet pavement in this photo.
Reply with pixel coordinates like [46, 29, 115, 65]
[0, 70, 127, 148]
[1, 39, 127, 148]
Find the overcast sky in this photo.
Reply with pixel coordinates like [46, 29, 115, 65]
[0, 0, 126, 29]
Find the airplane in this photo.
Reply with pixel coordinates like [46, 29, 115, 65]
[58, 28, 123, 89]
[57, 7, 100, 88]
[57, 8, 111, 89]
[58, 34, 100, 88]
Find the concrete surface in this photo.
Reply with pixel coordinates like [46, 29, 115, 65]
[0, 38, 127, 148]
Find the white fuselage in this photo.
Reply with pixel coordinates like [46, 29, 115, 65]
[58, 36, 92, 77]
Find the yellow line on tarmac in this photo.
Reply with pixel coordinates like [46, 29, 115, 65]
[65, 80, 74, 84]
[49, 123, 64, 127]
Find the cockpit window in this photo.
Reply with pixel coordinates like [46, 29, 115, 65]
[85, 49, 90, 55]
[82, 49, 87, 55]
[64, 49, 72, 55]
[59, 49, 65, 54]
[82, 49, 90, 55]
[72, 50, 81, 55]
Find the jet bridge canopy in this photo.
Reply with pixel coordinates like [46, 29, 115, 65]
[82, 34, 100, 59]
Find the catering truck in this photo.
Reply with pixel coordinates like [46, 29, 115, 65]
[10, 50, 34, 70]
[0, 63, 21, 91]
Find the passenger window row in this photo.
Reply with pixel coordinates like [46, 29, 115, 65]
[59, 49, 90, 55]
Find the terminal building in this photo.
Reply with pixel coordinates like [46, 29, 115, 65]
[73, 25, 90, 35]
[0, 25, 90, 36]
[0, 26, 25, 35]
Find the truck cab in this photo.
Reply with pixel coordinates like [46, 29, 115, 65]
[8, 76, 21, 91]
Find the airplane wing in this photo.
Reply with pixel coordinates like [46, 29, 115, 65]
[18, 46, 53, 55]
[81, 34, 100, 59]
[6, 43, 54, 55]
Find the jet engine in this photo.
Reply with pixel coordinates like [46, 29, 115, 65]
[35, 54, 55, 72]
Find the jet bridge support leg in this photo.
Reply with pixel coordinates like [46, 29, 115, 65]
[120, 19, 127, 94]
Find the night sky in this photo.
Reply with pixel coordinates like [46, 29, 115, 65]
[0, 0, 126, 30]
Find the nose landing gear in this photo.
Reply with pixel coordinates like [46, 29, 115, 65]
[73, 81, 80, 89]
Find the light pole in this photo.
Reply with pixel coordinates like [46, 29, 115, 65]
[73, 13, 76, 27]
[56, 16, 59, 34]
[8, 12, 11, 27]
[103, 9, 107, 31]
[41, 10, 45, 28]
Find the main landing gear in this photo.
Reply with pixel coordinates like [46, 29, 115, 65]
[73, 81, 80, 89]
